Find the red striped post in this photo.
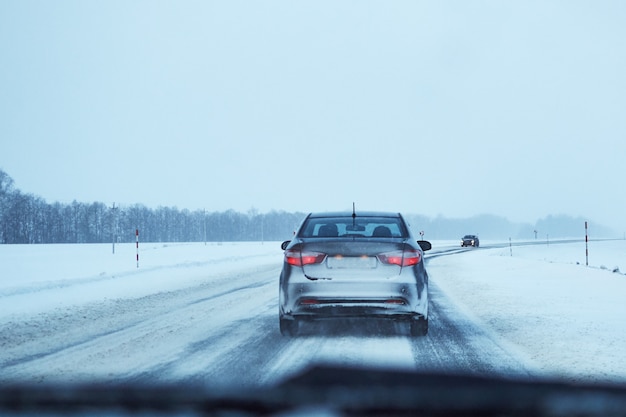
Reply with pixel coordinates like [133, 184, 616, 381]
[585, 221, 588, 266]
[136, 228, 139, 268]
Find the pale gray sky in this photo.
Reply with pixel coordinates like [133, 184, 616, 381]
[1, 1, 625, 232]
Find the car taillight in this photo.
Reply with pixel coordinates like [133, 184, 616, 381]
[285, 250, 326, 266]
[378, 250, 421, 267]
[385, 299, 406, 305]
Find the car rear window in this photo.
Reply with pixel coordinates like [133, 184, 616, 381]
[299, 217, 408, 238]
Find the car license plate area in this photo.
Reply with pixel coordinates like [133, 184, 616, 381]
[326, 255, 377, 269]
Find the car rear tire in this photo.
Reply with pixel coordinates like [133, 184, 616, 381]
[280, 318, 298, 337]
[410, 318, 428, 336]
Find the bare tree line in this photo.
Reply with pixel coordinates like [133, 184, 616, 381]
[0, 169, 303, 244]
[1, 169, 608, 244]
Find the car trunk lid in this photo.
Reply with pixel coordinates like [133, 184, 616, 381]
[296, 239, 409, 280]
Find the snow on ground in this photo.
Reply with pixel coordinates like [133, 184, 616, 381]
[0, 241, 284, 317]
[429, 239, 626, 384]
[1, 239, 626, 384]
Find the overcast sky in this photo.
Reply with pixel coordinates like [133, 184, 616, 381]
[1, 1, 625, 232]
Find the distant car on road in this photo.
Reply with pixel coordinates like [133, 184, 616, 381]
[461, 235, 479, 247]
[279, 211, 432, 337]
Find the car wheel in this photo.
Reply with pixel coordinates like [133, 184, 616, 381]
[280, 318, 298, 336]
[410, 318, 428, 336]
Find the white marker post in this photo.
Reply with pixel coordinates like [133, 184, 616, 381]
[585, 221, 589, 267]
[136, 228, 139, 268]
[111, 203, 116, 255]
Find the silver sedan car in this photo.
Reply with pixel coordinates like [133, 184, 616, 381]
[278, 211, 431, 336]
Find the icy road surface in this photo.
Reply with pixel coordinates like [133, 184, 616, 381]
[1, 240, 625, 386]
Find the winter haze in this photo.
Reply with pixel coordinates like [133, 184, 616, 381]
[1, 1, 625, 232]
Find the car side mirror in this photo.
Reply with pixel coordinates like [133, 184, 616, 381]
[417, 240, 432, 251]
[281, 240, 291, 250]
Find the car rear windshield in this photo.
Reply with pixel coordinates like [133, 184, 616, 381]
[299, 216, 408, 238]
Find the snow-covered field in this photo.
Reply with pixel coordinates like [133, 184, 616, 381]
[432, 239, 626, 384]
[0, 241, 283, 316]
[1, 239, 626, 385]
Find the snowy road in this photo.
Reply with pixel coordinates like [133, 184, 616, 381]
[4, 239, 626, 387]
[0, 245, 537, 387]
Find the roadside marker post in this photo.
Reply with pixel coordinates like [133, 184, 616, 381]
[585, 221, 589, 267]
[136, 228, 139, 268]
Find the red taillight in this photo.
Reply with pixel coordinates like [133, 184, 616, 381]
[285, 250, 326, 266]
[378, 250, 421, 267]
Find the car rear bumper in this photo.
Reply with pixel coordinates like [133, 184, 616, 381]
[279, 280, 428, 319]
[284, 301, 426, 320]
